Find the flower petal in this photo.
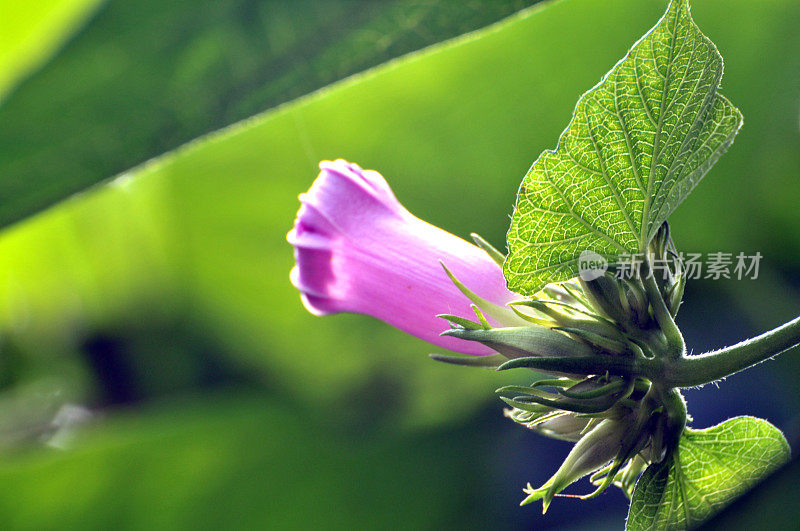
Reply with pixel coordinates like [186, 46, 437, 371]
[288, 159, 519, 355]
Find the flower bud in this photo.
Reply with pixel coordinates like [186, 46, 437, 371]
[530, 413, 592, 442]
[580, 274, 631, 325]
[523, 418, 628, 511]
[441, 325, 596, 367]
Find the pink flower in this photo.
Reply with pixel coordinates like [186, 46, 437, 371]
[288, 159, 521, 355]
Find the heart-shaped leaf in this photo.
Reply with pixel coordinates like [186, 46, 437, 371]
[504, 0, 743, 295]
[626, 416, 790, 530]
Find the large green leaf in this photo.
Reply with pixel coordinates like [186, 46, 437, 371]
[0, 0, 102, 103]
[0, 0, 538, 231]
[627, 417, 790, 530]
[504, 0, 743, 295]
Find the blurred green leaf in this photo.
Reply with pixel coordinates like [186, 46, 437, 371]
[505, 0, 742, 294]
[0, 0, 101, 103]
[0, 393, 499, 529]
[627, 417, 790, 530]
[0, 0, 536, 230]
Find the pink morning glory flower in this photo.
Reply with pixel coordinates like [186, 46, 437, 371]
[287, 159, 523, 355]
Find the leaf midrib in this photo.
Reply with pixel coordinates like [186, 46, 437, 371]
[612, 74, 645, 197]
[648, 35, 714, 233]
[640, 1, 682, 250]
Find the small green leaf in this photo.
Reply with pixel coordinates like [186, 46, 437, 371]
[504, 0, 743, 295]
[627, 416, 790, 530]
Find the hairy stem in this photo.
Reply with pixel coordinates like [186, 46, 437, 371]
[665, 315, 800, 387]
[641, 260, 685, 358]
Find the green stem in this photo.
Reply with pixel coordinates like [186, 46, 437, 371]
[657, 386, 687, 455]
[665, 315, 800, 387]
[641, 260, 685, 358]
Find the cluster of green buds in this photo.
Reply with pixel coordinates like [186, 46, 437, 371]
[434, 223, 690, 510]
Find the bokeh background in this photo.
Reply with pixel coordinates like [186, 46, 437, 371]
[0, 0, 798, 528]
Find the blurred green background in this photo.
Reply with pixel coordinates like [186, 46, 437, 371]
[0, 0, 798, 528]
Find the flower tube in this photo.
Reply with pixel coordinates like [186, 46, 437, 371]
[288, 159, 520, 355]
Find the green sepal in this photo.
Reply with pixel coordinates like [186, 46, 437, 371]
[520, 480, 554, 508]
[537, 283, 593, 313]
[428, 353, 506, 369]
[582, 458, 628, 500]
[580, 275, 631, 325]
[558, 283, 594, 309]
[621, 279, 651, 328]
[513, 299, 625, 341]
[471, 304, 492, 329]
[666, 273, 685, 317]
[531, 378, 577, 389]
[470, 232, 506, 267]
[442, 326, 596, 360]
[436, 314, 484, 330]
[497, 354, 633, 377]
[499, 397, 551, 414]
[617, 454, 648, 499]
[440, 262, 526, 326]
[558, 377, 630, 400]
[581, 408, 651, 500]
[552, 326, 629, 355]
[507, 304, 552, 327]
[496, 385, 625, 414]
[531, 419, 628, 512]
